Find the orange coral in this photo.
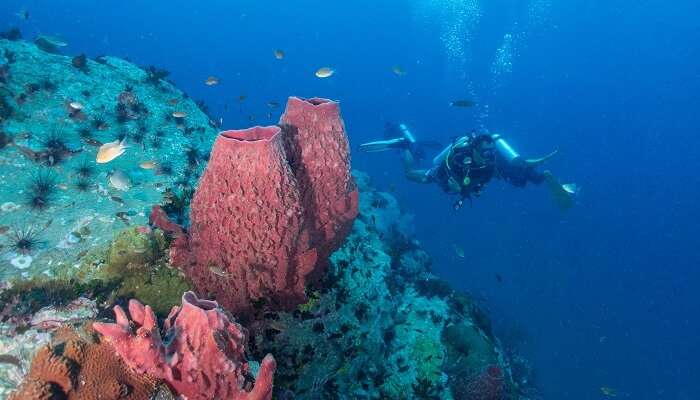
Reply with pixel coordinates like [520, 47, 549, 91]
[9, 325, 169, 400]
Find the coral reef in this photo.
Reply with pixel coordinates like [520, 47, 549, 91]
[0, 38, 216, 282]
[9, 325, 171, 399]
[0, 37, 539, 400]
[159, 98, 357, 317]
[247, 171, 516, 399]
[93, 292, 275, 400]
[0, 327, 52, 398]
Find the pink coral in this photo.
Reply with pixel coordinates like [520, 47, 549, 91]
[93, 291, 276, 400]
[153, 97, 357, 316]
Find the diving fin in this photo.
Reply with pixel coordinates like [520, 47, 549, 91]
[359, 137, 409, 152]
[543, 170, 578, 210]
[524, 150, 559, 167]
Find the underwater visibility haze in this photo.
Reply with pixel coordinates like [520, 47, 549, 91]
[0, 0, 698, 399]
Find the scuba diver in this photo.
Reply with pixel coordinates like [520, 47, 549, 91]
[360, 123, 578, 210]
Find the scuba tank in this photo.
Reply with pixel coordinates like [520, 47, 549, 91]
[490, 133, 520, 163]
[398, 123, 417, 145]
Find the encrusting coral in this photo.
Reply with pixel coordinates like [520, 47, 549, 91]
[9, 325, 170, 400]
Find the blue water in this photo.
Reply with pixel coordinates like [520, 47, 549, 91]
[2, 1, 699, 398]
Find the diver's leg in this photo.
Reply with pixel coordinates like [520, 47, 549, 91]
[526, 168, 545, 185]
[405, 168, 433, 184]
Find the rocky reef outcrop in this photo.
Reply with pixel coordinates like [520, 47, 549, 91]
[0, 34, 539, 400]
[246, 171, 516, 399]
[0, 36, 216, 282]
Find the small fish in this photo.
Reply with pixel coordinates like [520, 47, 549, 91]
[449, 100, 476, 108]
[205, 76, 219, 86]
[115, 212, 130, 224]
[209, 265, 229, 278]
[495, 273, 503, 283]
[172, 111, 187, 119]
[109, 170, 132, 191]
[266, 101, 280, 108]
[266, 112, 272, 119]
[238, 95, 247, 102]
[56, 183, 69, 191]
[600, 386, 617, 397]
[96, 138, 127, 163]
[96, 122, 110, 131]
[392, 65, 406, 76]
[274, 49, 285, 60]
[110, 195, 124, 205]
[0, 226, 9, 235]
[83, 137, 103, 147]
[167, 98, 179, 105]
[248, 115, 255, 121]
[453, 244, 465, 258]
[16, 9, 30, 21]
[315, 67, 335, 78]
[69, 101, 84, 111]
[139, 160, 158, 170]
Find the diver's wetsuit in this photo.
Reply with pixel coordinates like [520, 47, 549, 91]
[405, 134, 544, 208]
[359, 123, 576, 210]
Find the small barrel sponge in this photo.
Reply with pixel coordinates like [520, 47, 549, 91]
[93, 291, 276, 400]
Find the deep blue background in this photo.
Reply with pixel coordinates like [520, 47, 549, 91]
[2, 1, 699, 399]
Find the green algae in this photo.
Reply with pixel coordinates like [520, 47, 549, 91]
[297, 289, 321, 313]
[412, 335, 445, 383]
[101, 227, 167, 280]
[116, 265, 190, 316]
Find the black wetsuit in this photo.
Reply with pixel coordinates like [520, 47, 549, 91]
[428, 135, 544, 204]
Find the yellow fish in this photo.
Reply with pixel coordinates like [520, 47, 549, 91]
[96, 138, 127, 164]
[205, 76, 219, 86]
[274, 49, 285, 60]
[315, 67, 335, 78]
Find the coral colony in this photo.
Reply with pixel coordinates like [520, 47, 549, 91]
[0, 34, 530, 399]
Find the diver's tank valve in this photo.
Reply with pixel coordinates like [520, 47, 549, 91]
[491, 134, 520, 162]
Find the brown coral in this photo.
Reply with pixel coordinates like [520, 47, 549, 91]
[9, 325, 169, 400]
